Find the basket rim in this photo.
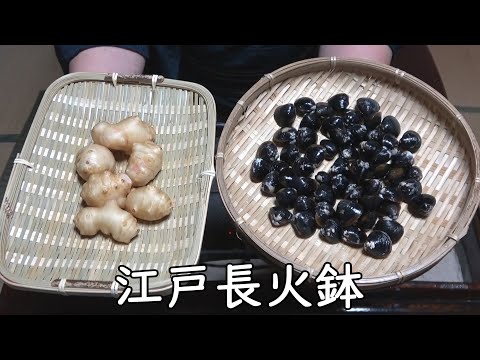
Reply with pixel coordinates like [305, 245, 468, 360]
[0, 72, 217, 297]
[216, 57, 480, 290]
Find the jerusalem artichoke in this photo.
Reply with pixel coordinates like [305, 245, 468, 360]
[125, 142, 163, 187]
[91, 115, 156, 154]
[74, 200, 139, 244]
[125, 185, 173, 221]
[75, 144, 116, 181]
[80, 170, 132, 208]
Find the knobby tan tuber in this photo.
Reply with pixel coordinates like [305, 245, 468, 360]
[74, 200, 139, 244]
[75, 144, 116, 181]
[125, 142, 163, 187]
[125, 185, 173, 221]
[74, 114, 173, 245]
[91, 115, 156, 154]
[80, 170, 132, 208]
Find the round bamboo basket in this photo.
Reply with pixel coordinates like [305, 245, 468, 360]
[216, 57, 480, 290]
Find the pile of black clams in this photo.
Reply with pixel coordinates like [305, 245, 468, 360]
[250, 93, 437, 259]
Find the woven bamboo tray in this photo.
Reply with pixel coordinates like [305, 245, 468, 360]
[216, 57, 480, 290]
[0, 72, 216, 296]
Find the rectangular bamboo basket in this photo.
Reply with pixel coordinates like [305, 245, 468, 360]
[0, 72, 217, 296]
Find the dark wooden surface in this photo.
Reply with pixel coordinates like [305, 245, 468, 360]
[2, 278, 480, 314]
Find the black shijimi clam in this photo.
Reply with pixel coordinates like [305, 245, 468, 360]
[330, 128, 352, 148]
[315, 171, 331, 185]
[344, 183, 363, 200]
[378, 200, 401, 220]
[305, 145, 325, 167]
[408, 194, 437, 218]
[300, 112, 321, 131]
[357, 211, 378, 230]
[407, 166, 423, 181]
[398, 179, 423, 203]
[392, 150, 414, 168]
[372, 147, 392, 164]
[297, 127, 318, 150]
[322, 115, 344, 133]
[260, 171, 281, 196]
[315, 102, 334, 119]
[359, 195, 383, 212]
[367, 127, 385, 143]
[356, 97, 380, 117]
[294, 196, 316, 213]
[399, 130, 422, 153]
[319, 218, 342, 244]
[328, 93, 349, 111]
[350, 124, 368, 144]
[382, 134, 399, 150]
[273, 103, 296, 127]
[273, 127, 298, 146]
[314, 184, 336, 205]
[315, 201, 335, 227]
[269, 207, 293, 227]
[379, 186, 402, 202]
[320, 139, 338, 160]
[380, 115, 401, 137]
[342, 109, 361, 125]
[250, 158, 272, 182]
[331, 174, 350, 197]
[292, 211, 316, 238]
[275, 187, 298, 209]
[342, 226, 367, 247]
[349, 159, 371, 180]
[279, 171, 295, 188]
[292, 176, 317, 196]
[340, 146, 359, 161]
[280, 144, 301, 165]
[364, 230, 392, 259]
[336, 200, 363, 227]
[256, 141, 278, 162]
[362, 179, 382, 195]
[365, 112, 383, 130]
[361, 140, 381, 158]
[293, 157, 315, 177]
[329, 157, 350, 176]
[374, 218, 404, 244]
[271, 160, 289, 174]
[294, 97, 316, 116]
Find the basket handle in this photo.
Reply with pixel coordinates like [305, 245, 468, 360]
[51, 278, 124, 296]
[104, 73, 165, 87]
